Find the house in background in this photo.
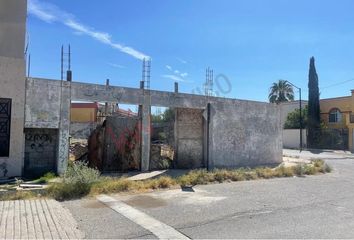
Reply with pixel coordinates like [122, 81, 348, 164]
[70, 102, 99, 123]
[281, 90, 354, 151]
[320, 90, 354, 151]
[70, 102, 99, 140]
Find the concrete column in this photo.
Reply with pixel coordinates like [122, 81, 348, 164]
[139, 80, 151, 171]
[140, 101, 151, 171]
[57, 81, 71, 174]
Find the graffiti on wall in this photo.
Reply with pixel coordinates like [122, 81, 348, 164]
[25, 133, 52, 153]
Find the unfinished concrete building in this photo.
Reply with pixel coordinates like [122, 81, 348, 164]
[0, 0, 283, 178]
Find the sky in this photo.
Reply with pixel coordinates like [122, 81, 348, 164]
[27, 0, 354, 103]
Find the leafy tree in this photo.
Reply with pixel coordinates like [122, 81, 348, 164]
[307, 57, 321, 147]
[268, 80, 294, 104]
[161, 108, 175, 122]
[151, 108, 175, 123]
[284, 106, 308, 129]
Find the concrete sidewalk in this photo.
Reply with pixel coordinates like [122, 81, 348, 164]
[0, 199, 83, 239]
[283, 148, 354, 160]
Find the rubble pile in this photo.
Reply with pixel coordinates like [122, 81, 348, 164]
[69, 141, 88, 162]
[150, 144, 174, 170]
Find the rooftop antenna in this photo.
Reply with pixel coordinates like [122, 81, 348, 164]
[204, 67, 213, 96]
[142, 58, 151, 89]
[61, 44, 72, 81]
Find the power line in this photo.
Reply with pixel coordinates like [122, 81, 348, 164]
[320, 78, 354, 90]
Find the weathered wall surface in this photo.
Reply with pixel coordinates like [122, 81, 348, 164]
[103, 116, 141, 172]
[175, 108, 204, 168]
[70, 122, 97, 139]
[0, 0, 27, 177]
[25, 78, 61, 128]
[208, 100, 282, 168]
[24, 128, 58, 178]
[28, 78, 282, 172]
[283, 129, 307, 149]
[25, 78, 71, 175]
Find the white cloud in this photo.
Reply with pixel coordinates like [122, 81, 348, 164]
[161, 74, 186, 82]
[108, 63, 126, 69]
[164, 64, 189, 81]
[176, 57, 187, 64]
[176, 58, 187, 64]
[28, 0, 57, 23]
[28, 0, 149, 60]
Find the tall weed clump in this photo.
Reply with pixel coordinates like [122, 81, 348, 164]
[47, 162, 100, 200]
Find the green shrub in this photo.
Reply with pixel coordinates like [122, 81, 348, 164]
[63, 161, 100, 185]
[47, 162, 100, 200]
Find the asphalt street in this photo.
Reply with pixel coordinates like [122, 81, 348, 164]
[63, 150, 354, 239]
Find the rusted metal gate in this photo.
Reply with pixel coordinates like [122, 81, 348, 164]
[103, 116, 141, 172]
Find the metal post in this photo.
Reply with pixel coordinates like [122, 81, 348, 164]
[61, 45, 64, 81]
[299, 88, 302, 152]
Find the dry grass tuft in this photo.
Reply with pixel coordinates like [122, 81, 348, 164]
[0, 191, 39, 201]
[1, 159, 332, 201]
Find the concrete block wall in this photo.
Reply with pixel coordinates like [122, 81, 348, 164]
[175, 108, 204, 168]
[208, 100, 282, 168]
[25, 78, 61, 128]
[0, 0, 27, 177]
[24, 128, 58, 178]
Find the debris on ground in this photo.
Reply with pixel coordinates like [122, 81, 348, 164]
[69, 141, 88, 162]
[150, 144, 175, 170]
[282, 155, 311, 167]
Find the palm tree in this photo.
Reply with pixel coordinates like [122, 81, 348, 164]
[268, 80, 294, 104]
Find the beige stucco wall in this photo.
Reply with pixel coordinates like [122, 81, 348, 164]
[0, 0, 27, 177]
[283, 129, 307, 149]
